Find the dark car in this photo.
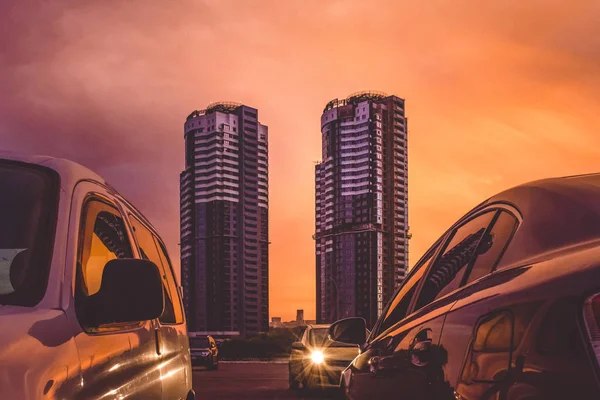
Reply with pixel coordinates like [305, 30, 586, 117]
[189, 335, 219, 370]
[0, 153, 194, 399]
[330, 173, 600, 400]
[289, 324, 362, 390]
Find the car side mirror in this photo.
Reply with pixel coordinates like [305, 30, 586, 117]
[329, 317, 367, 345]
[85, 259, 164, 326]
[291, 341, 305, 350]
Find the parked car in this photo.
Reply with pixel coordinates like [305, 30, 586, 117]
[189, 335, 219, 369]
[0, 153, 194, 399]
[330, 173, 600, 400]
[289, 324, 363, 391]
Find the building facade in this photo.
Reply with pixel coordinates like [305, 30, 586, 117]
[315, 91, 409, 328]
[180, 102, 269, 337]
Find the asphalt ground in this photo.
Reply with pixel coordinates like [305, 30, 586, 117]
[192, 362, 344, 399]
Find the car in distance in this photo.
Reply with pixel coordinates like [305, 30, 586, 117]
[289, 324, 362, 391]
[0, 153, 194, 400]
[330, 173, 600, 400]
[189, 334, 219, 369]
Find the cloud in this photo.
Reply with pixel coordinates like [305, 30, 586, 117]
[2, 0, 600, 320]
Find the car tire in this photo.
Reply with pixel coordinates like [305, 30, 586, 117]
[289, 374, 299, 390]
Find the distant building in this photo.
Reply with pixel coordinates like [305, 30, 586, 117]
[296, 309, 304, 322]
[315, 91, 409, 328]
[180, 102, 269, 337]
[269, 317, 283, 328]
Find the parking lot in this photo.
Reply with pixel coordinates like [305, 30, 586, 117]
[193, 362, 343, 399]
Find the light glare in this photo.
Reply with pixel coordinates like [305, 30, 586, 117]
[311, 351, 324, 364]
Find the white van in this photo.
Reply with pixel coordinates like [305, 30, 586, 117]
[0, 153, 194, 399]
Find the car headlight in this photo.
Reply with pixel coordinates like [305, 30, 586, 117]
[311, 351, 324, 364]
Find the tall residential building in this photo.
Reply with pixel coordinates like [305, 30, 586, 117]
[315, 91, 409, 328]
[180, 102, 269, 337]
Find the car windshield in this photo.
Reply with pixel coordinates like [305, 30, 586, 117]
[309, 328, 329, 346]
[0, 161, 59, 306]
[190, 337, 210, 348]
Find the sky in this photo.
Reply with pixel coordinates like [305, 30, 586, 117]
[2, 0, 600, 321]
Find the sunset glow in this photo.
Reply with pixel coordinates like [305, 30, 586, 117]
[2, 0, 600, 321]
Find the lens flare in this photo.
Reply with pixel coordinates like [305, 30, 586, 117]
[311, 351, 324, 364]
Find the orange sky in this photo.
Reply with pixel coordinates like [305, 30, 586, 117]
[2, 0, 600, 321]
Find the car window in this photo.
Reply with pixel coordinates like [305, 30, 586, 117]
[76, 199, 133, 329]
[309, 328, 329, 346]
[129, 216, 184, 324]
[0, 161, 59, 307]
[415, 211, 495, 311]
[373, 249, 436, 337]
[155, 238, 185, 324]
[464, 211, 518, 283]
[190, 337, 210, 348]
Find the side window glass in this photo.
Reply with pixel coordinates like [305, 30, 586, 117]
[129, 216, 183, 324]
[465, 211, 518, 283]
[154, 237, 184, 324]
[375, 250, 435, 337]
[76, 199, 133, 328]
[415, 211, 495, 310]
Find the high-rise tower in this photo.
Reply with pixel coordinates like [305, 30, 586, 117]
[315, 91, 408, 327]
[181, 102, 269, 337]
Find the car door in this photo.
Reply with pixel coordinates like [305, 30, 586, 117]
[344, 241, 446, 399]
[126, 214, 190, 400]
[65, 182, 162, 399]
[436, 208, 539, 400]
[345, 210, 499, 399]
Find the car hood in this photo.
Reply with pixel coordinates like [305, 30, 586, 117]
[321, 344, 360, 361]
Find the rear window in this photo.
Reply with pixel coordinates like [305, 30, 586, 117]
[0, 161, 59, 306]
[190, 337, 210, 348]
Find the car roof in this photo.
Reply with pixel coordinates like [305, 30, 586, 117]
[476, 172, 600, 268]
[0, 152, 163, 234]
[0, 151, 106, 190]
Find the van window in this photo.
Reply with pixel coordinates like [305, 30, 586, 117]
[129, 216, 184, 324]
[0, 161, 59, 307]
[155, 238, 185, 324]
[76, 199, 133, 329]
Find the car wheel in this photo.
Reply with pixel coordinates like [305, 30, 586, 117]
[289, 374, 299, 390]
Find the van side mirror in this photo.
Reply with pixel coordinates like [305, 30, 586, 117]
[85, 259, 164, 326]
[329, 317, 367, 345]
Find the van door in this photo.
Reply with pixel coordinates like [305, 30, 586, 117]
[127, 214, 190, 400]
[65, 182, 162, 399]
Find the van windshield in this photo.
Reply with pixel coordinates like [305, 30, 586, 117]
[0, 161, 59, 306]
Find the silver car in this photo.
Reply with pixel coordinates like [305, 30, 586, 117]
[289, 324, 362, 391]
[0, 153, 194, 399]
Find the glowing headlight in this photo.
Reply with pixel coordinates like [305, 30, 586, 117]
[311, 351, 324, 364]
